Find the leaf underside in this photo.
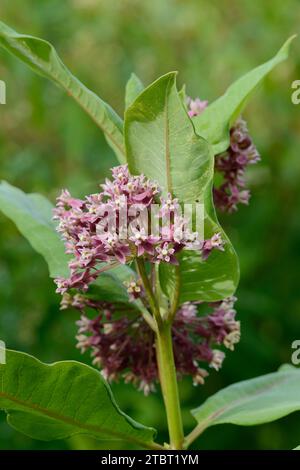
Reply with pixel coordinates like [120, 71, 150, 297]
[0, 350, 156, 447]
[0, 181, 69, 278]
[192, 365, 300, 433]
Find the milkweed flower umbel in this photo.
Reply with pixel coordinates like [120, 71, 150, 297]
[53, 163, 231, 393]
[53, 164, 224, 294]
[65, 292, 240, 394]
[213, 118, 260, 212]
[187, 96, 260, 212]
[54, 165, 233, 394]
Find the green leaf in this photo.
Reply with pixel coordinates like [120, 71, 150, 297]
[0, 181, 69, 278]
[125, 72, 213, 203]
[125, 72, 239, 302]
[91, 265, 153, 323]
[0, 350, 157, 448]
[0, 20, 125, 163]
[190, 365, 300, 442]
[294, 446, 300, 450]
[125, 73, 144, 109]
[91, 264, 136, 303]
[193, 36, 296, 155]
[160, 221, 239, 303]
[178, 83, 187, 108]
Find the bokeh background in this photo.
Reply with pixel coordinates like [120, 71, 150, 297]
[1, 0, 300, 450]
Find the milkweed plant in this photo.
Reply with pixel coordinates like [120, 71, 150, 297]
[0, 21, 299, 450]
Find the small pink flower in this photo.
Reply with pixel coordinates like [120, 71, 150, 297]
[155, 242, 178, 264]
[201, 233, 225, 260]
[186, 97, 208, 117]
[124, 278, 144, 302]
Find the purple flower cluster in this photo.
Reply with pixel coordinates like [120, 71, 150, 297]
[213, 118, 260, 212]
[75, 302, 157, 395]
[172, 296, 240, 385]
[53, 164, 224, 295]
[187, 97, 260, 212]
[67, 292, 239, 394]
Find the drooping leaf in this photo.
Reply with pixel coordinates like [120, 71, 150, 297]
[125, 72, 239, 302]
[0, 350, 157, 448]
[0, 181, 69, 278]
[125, 73, 144, 109]
[193, 36, 296, 155]
[190, 365, 300, 442]
[0, 20, 125, 162]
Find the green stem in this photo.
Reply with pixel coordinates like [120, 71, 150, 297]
[168, 265, 180, 321]
[135, 300, 157, 332]
[156, 323, 184, 450]
[135, 258, 162, 326]
[183, 421, 208, 449]
[136, 258, 183, 449]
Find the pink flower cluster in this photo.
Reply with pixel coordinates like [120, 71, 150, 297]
[67, 292, 240, 394]
[187, 97, 260, 212]
[213, 118, 260, 212]
[53, 164, 224, 295]
[173, 296, 240, 385]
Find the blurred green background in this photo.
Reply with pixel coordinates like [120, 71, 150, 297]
[1, 0, 300, 450]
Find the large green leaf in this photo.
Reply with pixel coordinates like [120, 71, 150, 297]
[0, 20, 125, 163]
[125, 73, 239, 302]
[125, 73, 144, 109]
[0, 350, 157, 448]
[0, 181, 69, 278]
[193, 36, 295, 155]
[189, 365, 300, 443]
[125, 72, 213, 203]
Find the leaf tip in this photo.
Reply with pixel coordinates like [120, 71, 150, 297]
[279, 34, 297, 57]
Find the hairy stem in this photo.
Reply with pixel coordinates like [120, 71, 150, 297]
[156, 322, 184, 450]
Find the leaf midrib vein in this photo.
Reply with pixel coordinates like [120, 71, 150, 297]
[164, 78, 173, 195]
[0, 391, 152, 448]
